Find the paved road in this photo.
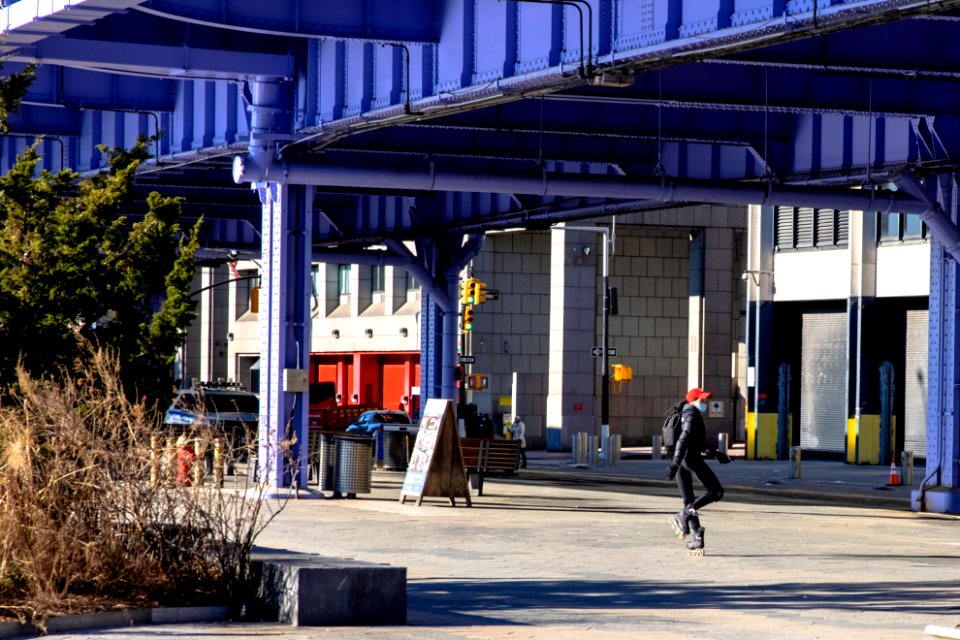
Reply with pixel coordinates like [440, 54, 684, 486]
[53, 458, 960, 640]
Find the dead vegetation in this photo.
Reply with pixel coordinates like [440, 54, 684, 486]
[0, 347, 284, 630]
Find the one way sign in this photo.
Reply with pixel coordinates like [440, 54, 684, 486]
[591, 347, 617, 357]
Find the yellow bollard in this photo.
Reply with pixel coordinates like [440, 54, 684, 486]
[193, 438, 206, 487]
[150, 435, 160, 486]
[214, 438, 224, 487]
[165, 436, 177, 484]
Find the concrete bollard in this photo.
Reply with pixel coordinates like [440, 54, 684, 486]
[600, 425, 611, 466]
[788, 446, 801, 479]
[572, 433, 589, 464]
[588, 435, 598, 466]
[651, 435, 662, 460]
[610, 434, 621, 465]
[901, 450, 914, 486]
[717, 433, 728, 455]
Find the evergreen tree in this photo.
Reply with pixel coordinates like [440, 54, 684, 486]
[0, 137, 200, 403]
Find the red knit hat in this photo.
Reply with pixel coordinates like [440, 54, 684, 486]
[685, 387, 713, 403]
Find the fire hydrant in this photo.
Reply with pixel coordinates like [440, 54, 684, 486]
[176, 435, 196, 486]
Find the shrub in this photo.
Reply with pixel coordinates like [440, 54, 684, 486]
[0, 346, 283, 629]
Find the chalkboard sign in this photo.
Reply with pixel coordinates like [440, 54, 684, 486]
[400, 399, 471, 507]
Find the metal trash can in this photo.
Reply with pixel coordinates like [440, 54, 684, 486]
[333, 434, 374, 495]
[313, 432, 337, 491]
[382, 425, 417, 471]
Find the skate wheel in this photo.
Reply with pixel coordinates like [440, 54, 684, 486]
[687, 548, 705, 557]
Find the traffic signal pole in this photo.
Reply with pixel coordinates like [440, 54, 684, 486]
[600, 232, 610, 430]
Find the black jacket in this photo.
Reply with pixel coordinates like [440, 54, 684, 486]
[672, 403, 706, 464]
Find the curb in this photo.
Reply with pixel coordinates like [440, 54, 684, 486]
[0, 605, 231, 638]
[517, 468, 913, 510]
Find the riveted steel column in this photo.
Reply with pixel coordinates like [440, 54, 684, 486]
[257, 183, 313, 491]
[914, 178, 960, 513]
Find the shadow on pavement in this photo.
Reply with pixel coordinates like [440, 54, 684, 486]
[407, 577, 960, 626]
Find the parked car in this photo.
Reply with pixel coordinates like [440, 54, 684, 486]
[345, 410, 412, 436]
[164, 384, 259, 460]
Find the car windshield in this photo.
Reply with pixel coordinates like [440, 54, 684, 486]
[375, 413, 410, 424]
[175, 392, 258, 414]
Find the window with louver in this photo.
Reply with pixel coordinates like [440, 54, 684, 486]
[815, 209, 835, 247]
[795, 208, 815, 248]
[836, 211, 849, 246]
[775, 206, 794, 250]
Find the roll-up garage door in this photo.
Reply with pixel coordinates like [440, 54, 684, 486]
[904, 309, 928, 458]
[800, 312, 847, 452]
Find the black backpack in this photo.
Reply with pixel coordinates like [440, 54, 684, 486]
[661, 403, 683, 448]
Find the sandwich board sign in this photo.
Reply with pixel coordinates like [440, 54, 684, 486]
[400, 398, 471, 507]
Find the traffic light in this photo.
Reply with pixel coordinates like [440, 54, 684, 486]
[462, 305, 475, 332]
[460, 278, 474, 306]
[474, 280, 487, 304]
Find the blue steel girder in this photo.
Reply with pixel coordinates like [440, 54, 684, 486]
[9, 0, 960, 250]
[8, 38, 293, 81]
[133, 0, 441, 43]
[20, 63, 176, 112]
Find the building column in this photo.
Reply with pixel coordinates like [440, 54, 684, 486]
[745, 205, 779, 459]
[257, 183, 313, 491]
[688, 227, 737, 444]
[546, 226, 599, 450]
[914, 178, 960, 513]
[847, 211, 884, 464]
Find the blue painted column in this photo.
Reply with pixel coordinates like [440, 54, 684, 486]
[257, 182, 313, 490]
[412, 235, 483, 414]
[914, 178, 960, 513]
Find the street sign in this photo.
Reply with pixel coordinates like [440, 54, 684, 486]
[591, 347, 617, 357]
[486, 289, 500, 300]
[458, 355, 476, 364]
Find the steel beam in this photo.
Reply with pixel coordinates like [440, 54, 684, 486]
[133, 0, 440, 43]
[7, 38, 293, 80]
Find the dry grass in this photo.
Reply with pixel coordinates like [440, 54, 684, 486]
[0, 347, 284, 630]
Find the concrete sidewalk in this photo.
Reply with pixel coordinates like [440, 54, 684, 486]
[45, 450, 960, 640]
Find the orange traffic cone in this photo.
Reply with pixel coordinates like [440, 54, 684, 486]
[887, 460, 901, 486]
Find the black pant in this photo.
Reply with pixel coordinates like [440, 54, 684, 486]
[676, 454, 724, 511]
[519, 446, 527, 468]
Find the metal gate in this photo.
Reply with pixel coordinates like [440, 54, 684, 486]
[800, 312, 847, 453]
[904, 309, 929, 458]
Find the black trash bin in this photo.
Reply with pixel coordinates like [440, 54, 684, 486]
[311, 433, 337, 491]
[382, 425, 418, 471]
[333, 434, 374, 496]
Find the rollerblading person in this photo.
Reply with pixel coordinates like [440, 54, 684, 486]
[664, 388, 730, 553]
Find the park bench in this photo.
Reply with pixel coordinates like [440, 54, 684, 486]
[459, 437, 521, 496]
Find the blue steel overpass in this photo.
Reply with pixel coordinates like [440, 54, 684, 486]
[2, 0, 960, 510]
